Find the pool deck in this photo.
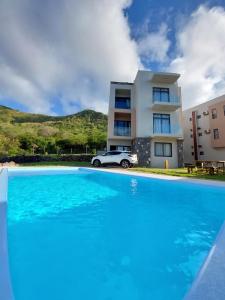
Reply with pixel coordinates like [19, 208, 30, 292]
[94, 167, 225, 187]
[1, 166, 225, 300]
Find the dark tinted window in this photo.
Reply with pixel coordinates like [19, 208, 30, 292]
[107, 151, 122, 155]
[213, 128, 219, 139]
[154, 143, 172, 157]
[211, 108, 217, 119]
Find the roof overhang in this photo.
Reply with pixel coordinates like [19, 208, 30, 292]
[151, 72, 180, 84]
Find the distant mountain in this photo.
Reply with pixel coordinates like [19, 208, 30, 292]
[0, 105, 108, 155]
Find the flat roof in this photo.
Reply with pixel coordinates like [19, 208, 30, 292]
[183, 94, 225, 113]
[110, 81, 133, 85]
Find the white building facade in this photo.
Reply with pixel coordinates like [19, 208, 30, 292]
[107, 70, 184, 168]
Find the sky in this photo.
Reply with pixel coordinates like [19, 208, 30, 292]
[1, 0, 225, 115]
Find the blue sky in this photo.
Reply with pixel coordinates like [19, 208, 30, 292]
[1, 0, 225, 115]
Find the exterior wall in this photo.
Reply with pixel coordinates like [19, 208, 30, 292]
[132, 138, 151, 166]
[209, 100, 225, 148]
[183, 95, 225, 163]
[134, 71, 182, 138]
[177, 139, 184, 167]
[107, 83, 136, 141]
[150, 138, 179, 168]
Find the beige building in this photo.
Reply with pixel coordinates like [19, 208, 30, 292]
[183, 95, 225, 163]
[107, 70, 184, 167]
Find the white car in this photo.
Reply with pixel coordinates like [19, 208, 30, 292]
[91, 151, 138, 168]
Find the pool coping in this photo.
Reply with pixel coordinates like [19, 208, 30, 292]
[184, 222, 225, 300]
[8, 166, 225, 187]
[1, 166, 225, 300]
[91, 167, 225, 187]
[0, 168, 14, 300]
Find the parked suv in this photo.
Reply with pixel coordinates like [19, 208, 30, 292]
[91, 151, 138, 168]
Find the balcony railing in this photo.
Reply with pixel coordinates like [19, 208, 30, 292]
[153, 125, 183, 137]
[153, 128, 171, 134]
[153, 95, 180, 104]
[114, 126, 131, 136]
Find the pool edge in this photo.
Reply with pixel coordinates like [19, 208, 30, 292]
[0, 168, 14, 300]
[184, 222, 225, 300]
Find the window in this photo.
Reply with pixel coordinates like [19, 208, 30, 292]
[224, 105, 225, 116]
[213, 128, 219, 139]
[155, 143, 172, 157]
[153, 87, 169, 102]
[211, 108, 217, 119]
[110, 151, 122, 155]
[191, 152, 194, 156]
[197, 115, 201, 119]
[105, 151, 122, 156]
[153, 114, 171, 134]
[198, 133, 202, 137]
[115, 97, 131, 109]
[200, 151, 204, 155]
[114, 120, 131, 136]
[189, 117, 192, 121]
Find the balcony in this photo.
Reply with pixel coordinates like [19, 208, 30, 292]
[151, 95, 181, 111]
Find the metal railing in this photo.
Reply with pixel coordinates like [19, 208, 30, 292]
[153, 125, 183, 136]
[152, 95, 180, 104]
[114, 126, 131, 136]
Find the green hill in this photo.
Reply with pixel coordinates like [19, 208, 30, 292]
[0, 105, 108, 155]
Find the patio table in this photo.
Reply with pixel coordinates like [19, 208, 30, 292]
[196, 160, 225, 175]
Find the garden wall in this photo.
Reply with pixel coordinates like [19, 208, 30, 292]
[0, 154, 94, 164]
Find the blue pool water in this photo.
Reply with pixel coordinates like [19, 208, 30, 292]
[7, 169, 225, 300]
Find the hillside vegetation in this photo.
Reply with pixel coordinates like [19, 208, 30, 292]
[0, 105, 107, 155]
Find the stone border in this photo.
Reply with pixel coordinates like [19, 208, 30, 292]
[0, 168, 14, 300]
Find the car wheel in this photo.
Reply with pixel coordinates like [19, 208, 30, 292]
[93, 159, 101, 167]
[120, 159, 130, 169]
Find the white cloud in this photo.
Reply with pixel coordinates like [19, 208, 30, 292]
[169, 5, 225, 109]
[0, 0, 141, 114]
[138, 23, 170, 63]
[1, 2, 225, 114]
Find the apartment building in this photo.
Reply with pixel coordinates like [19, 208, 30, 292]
[183, 95, 225, 163]
[107, 70, 183, 168]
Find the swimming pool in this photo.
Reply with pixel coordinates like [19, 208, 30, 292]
[6, 168, 225, 300]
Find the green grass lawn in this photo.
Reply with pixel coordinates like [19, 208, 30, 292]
[20, 161, 91, 167]
[129, 167, 225, 181]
